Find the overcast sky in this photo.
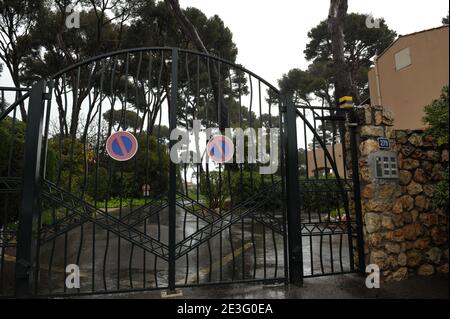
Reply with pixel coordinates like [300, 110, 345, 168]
[0, 0, 448, 89]
[181, 0, 449, 86]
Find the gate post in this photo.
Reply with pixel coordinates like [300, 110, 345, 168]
[168, 48, 179, 292]
[347, 110, 366, 274]
[15, 80, 47, 297]
[283, 97, 303, 286]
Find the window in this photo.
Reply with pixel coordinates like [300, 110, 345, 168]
[395, 47, 412, 70]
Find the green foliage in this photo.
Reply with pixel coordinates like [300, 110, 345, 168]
[199, 169, 283, 211]
[44, 132, 169, 202]
[278, 59, 334, 107]
[150, 125, 170, 145]
[0, 117, 26, 176]
[423, 86, 449, 146]
[299, 178, 344, 217]
[303, 13, 396, 103]
[86, 167, 109, 202]
[46, 137, 87, 194]
[125, 1, 237, 61]
[103, 109, 143, 131]
[278, 69, 318, 106]
[443, 12, 449, 25]
[0, 117, 26, 227]
[228, 100, 257, 128]
[199, 171, 229, 209]
[3, 0, 239, 135]
[0, 1, 46, 81]
[423, 86, 449, 212]
[95, 196, 163, 209]
[105, 133, 170, 199]
[20, 1, 143, 82]
[434, 168, 449, 212]
[329, 207, 344, 219]
[277, 13, 396, 108]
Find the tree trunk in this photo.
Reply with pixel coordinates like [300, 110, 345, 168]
[11, 73, 28, 122]
[164, 0, 228, 130]
[164, 0, 208, 53]
[328, 0, 352, 107]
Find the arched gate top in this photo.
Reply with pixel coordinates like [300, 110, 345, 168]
[50, 47, 281, 95]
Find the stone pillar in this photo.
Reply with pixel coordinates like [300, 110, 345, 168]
[351, 104, 449, 282]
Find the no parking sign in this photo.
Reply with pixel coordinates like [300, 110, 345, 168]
[207, 135, 234, 163]
[106, 131, 138, 161]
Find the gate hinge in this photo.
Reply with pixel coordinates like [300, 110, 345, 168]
[43, 92, 52, 100]
[280, 105, 287, 113]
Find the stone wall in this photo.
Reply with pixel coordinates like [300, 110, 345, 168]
[354, 105, 448, 282]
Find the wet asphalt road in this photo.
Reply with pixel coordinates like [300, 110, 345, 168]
[35, 205, 288, 293]
[1, 205, 354, 296]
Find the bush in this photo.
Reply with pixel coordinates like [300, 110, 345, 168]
[434, 168, 449, 212]
[299, 177, 344, 217]
[0, 117, 26, 227]
[423, 86, 449, 145]
[199, 169, 283, 211]
[0, 117, 26, 176]
[423, 86, 449, 211]
[46, 133, 170, 201]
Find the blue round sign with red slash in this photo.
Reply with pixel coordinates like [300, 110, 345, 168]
[106, 131, 138, 162]
[207, 135, 234, 163]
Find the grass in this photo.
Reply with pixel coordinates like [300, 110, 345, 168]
[39, 196, 164, 226]
[329, 207, 345, 220]
[95, 197, 158, 209]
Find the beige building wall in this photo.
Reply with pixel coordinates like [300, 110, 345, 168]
[306, 144, 345, 178]
[368, 26, 449, 130]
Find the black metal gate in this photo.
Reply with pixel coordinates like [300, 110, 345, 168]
[0, 48, 364, 298]
[287, 104, 365, 278]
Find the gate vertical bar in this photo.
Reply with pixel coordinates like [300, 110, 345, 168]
[168, 48, 179, 291]
[15, 80, 47, 297]
[283, 97, 303, 286]
[348, 110, 366, 274]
